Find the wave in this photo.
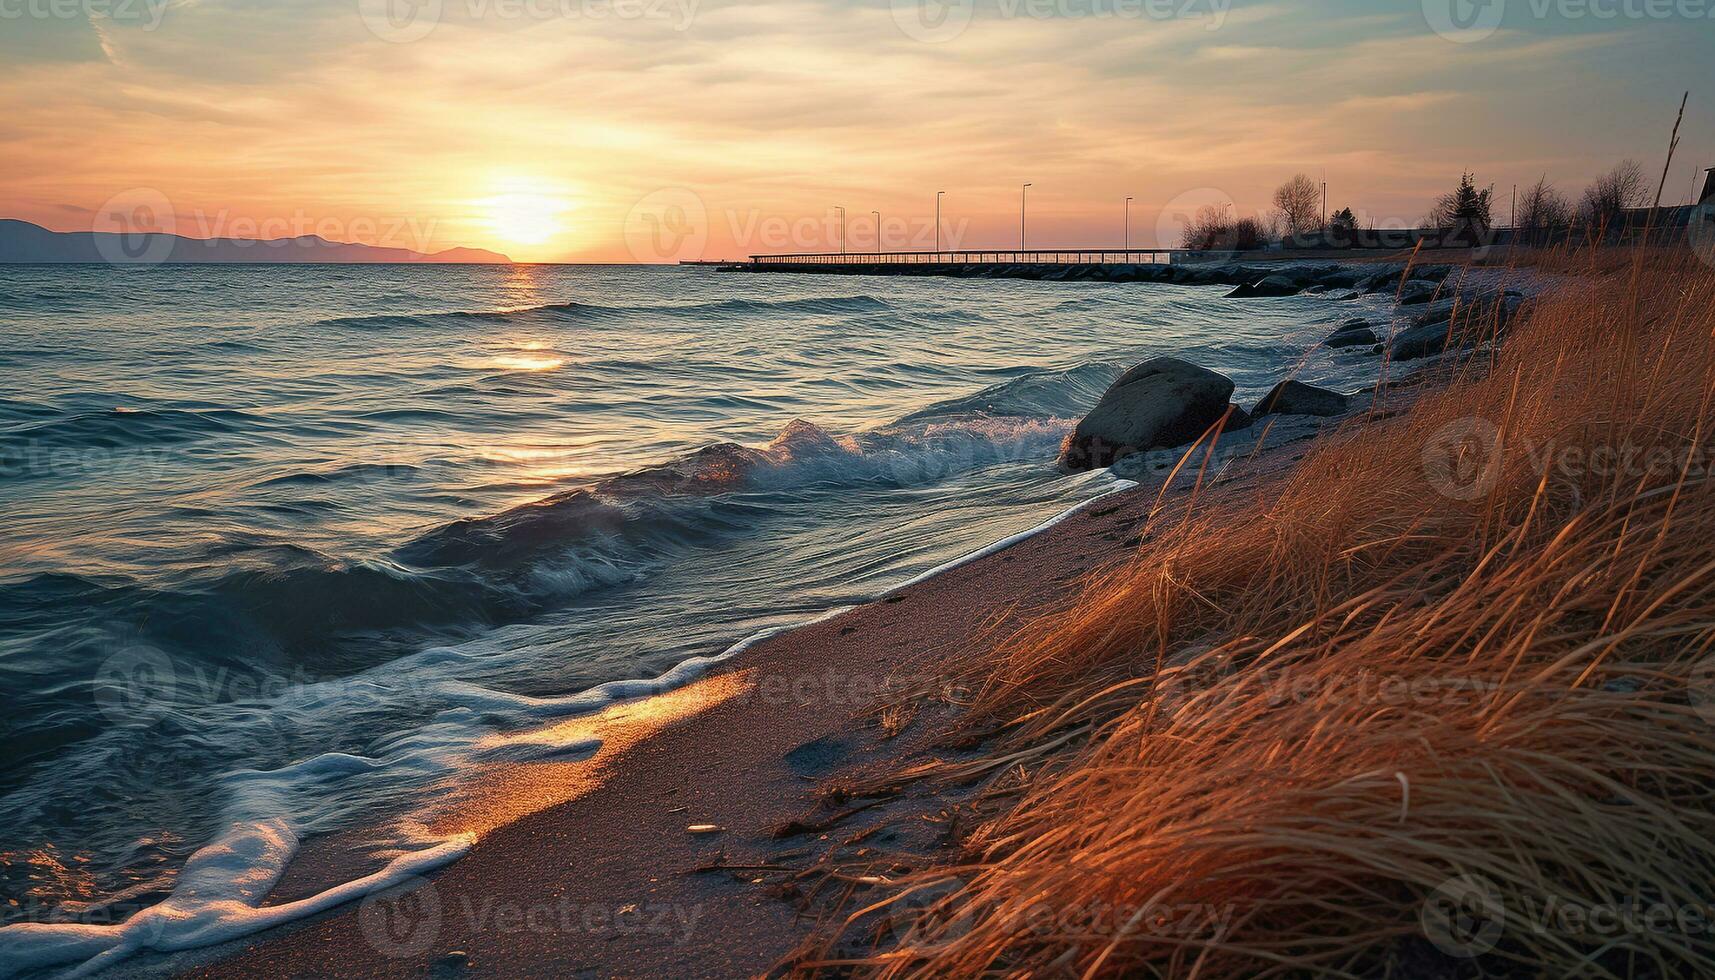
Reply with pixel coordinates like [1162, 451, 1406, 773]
[0, 407, 260, 450]
[0, 473, 1136, 977]
[2, 363, 1101, 680]
[898, 359, 1125, 423]
[312, 294, 895, 331]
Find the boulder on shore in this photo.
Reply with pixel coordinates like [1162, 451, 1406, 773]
[1225, 275, 1300, 299]
[1252, 379, 1350, 418]
[1058, 357, 1240, 471]
[1325, 319, 1378, 349]
[1397, 280, 1440, 305]
[1390, 319, 1457, 360]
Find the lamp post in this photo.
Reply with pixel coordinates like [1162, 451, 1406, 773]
[936, 190, 945, 254]
[1124, 196, 1133, 250]
[872, 210, 882, 253]
[1021, 182, 1032, 252]
[835, 206, 846, 254]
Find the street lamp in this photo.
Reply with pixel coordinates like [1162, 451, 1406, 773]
[1124, 196, 1133, 250]
[936, 190, 945, 254]
[872, 210, 882, 253]
[1021, 182, 1032, 252]
[835, 206, 846, 254]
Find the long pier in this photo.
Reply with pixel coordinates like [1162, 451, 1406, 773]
[725, 248, 1194, 274]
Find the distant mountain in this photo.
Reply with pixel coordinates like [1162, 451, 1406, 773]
[0, 219, 512, 264]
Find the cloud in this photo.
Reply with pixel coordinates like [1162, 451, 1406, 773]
[0, 0, 1699, 257]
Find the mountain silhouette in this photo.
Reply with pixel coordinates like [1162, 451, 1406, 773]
[0, 219, 512, 264]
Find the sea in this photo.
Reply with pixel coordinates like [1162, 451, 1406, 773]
[0, 261, 1395, 971]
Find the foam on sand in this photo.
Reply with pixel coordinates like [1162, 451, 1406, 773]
[0, 476, 1135, 977]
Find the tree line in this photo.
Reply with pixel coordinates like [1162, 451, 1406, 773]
[1181, 161, 1662, 251]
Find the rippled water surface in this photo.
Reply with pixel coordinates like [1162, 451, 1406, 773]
[0, 262, 1393, 925]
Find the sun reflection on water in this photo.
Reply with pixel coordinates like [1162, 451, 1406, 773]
[490, 354, 565, 372]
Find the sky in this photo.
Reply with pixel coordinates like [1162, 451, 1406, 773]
[1, 0, 1711, 261]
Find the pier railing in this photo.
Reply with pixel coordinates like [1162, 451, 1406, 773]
[746, 249, 1188, 267]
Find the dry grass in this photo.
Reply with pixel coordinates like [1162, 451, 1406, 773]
[803, 247, 1715, 977]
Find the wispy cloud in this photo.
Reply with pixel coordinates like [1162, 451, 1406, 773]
[0, 0, 1705, 258]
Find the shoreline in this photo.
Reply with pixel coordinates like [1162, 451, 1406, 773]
[179, 477, 1180, 977]
[51, 475, 1152, 979]
[14, 256, 1517, 977]
[169, 401, 1349, 978]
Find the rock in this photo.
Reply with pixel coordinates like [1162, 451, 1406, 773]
[1252, 380, 1350, 418]
[1325, 318, 1378, 349]
[1397, 280, 1439, 305]
[1411, 296, 1459, 326]
[1390, 319, 1456, 360]
[1301, 284, 1328, 295]
[1319, 269, 1366, 289]
[1058, 357, 1238, 470]
[1225, 275, 1299, 299]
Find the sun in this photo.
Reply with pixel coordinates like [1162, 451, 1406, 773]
[475, 178, 573, 249]
[483, 193, 564, 245]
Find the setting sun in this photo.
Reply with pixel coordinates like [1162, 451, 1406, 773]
[475, 179, 573, 251]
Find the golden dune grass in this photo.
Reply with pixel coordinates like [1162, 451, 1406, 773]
[809, 248, 1715, 977]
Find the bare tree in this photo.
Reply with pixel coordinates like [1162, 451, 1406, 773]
[1181, 205, 1266, 251]
[1516, 175, 1572, 231]
[1273, 174, 1322, 236]
[1578, 159, 1648, 226]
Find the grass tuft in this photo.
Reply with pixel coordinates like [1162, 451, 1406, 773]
[801, 246, 1715, 978]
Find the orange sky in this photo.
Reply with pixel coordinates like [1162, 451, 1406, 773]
[2, 0, 1710, 262]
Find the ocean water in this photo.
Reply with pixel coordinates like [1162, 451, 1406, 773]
[0, 262, 1395, 967]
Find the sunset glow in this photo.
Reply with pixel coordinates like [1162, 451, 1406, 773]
[1, 3, 1709, 262]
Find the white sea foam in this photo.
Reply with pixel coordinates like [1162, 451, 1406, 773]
[0, 475, 1134, 977]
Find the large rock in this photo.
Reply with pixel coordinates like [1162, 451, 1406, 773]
[1059, 358, 1239, 470]
[1253, 379, 1350, 417]
[1390, 319, 1456, 360]
[1397, 279, 1440, 305]
[1325, 318, 1378, 349]
[1225, 275, 1300, 299]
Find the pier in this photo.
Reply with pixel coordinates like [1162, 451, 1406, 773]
[725, 248, 1191, 275]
